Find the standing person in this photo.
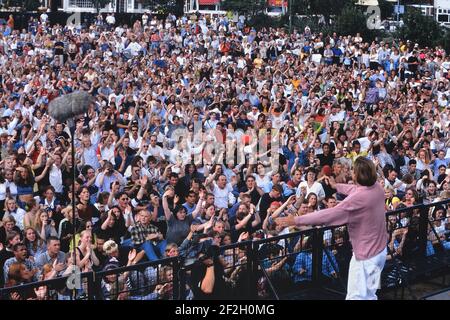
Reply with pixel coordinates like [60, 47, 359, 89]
[276, 157, 388, 300]
[106, 13, 116, 29]
[7, 14, 14, 30]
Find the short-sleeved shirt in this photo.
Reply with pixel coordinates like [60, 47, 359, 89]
[166, 214, 194, 245]
[212, 182, 234, 209]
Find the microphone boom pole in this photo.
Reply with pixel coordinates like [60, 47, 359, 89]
[48, 91, 93, 299]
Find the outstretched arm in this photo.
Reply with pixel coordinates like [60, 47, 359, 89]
[276, 194, 355, 228]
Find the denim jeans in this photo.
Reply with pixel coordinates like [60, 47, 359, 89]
[140, 240, 167, 262]
[121, 238, 134, 249]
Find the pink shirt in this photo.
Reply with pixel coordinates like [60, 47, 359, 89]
[294, 182, 388, 260]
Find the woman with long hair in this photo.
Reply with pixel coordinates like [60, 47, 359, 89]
[0, 216, 21, 246]
[75, 230, 100, 272]
[3, 197, 26, 231]
[306, 192, 319, 212]
[76, 186, 100, 223]
[70, 219, 97, 252]
[23, 199, 40, 229]
[416, 148, 431, 174]
[14, 165, 35, 205]
[277, 157, 388, 300]
[24, 227, 46, 259]
[0, 232, 22, 287]
[34, 210, 58, 241]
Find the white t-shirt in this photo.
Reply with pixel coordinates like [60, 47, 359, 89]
[49, 164, 63, 193]
[0, 183, 7, 201]
[106, 15, 116, 25]
[100, 143, 116, 165]
[357, 137, 371, 153]
[148, 144, 165, 159]
[329, 110, 346, 123]
[254, 174, 271, 190]
[40, 13, 48, 23]
[7, 208, 26, 231]
[212, 182, 234, 209]
[129, 135, 142, 150]
[296, 181, 326, 201]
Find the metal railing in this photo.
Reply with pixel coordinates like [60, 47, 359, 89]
[0, 271, 95, 300]
[1, 199, 448, 300]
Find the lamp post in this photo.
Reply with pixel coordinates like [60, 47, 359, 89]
[289, 0, 292, 35]
[397, 0, 400, 24]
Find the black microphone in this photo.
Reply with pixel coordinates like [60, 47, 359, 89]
[48, 91, 93, 123]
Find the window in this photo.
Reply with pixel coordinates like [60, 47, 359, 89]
[68, 0, 95, 8]
[437, 14, 449, 22]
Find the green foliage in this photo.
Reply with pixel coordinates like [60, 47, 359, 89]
[442, 30, 450, 54]
[4, 0, 40, 10]
[335, 5, 370, 37]
[141, 0, 181, 14]
[246, 13, 286, 30]
[288, 0, 358, 23]
[396, 7, 443, 48]
[25, 0, 40, 10]
[221, 0, 267, 17]
[378, 0, 394, 21]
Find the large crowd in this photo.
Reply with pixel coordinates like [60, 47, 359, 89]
[0, 11, 448, 300]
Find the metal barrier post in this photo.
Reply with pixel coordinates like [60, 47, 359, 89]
[172, 258, 181, 300]
[248, 241, 258, 299]
[312, 228, 324, 285]
[178, 265, 187, 301]
[92, 271, 104, 300]
[418, 205, 429, 257]
[87, 272, 96, 300]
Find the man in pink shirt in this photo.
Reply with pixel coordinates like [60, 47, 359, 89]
[276, 157, 388, 300]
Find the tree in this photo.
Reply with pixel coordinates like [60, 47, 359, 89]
[378, 0, 394, 21]
[140, 0, 182, 16]
[335, 5, 378, 40]
[221, 0, 267, 17]
[307, 0, 356, 24]
[396, 7, 443, 48]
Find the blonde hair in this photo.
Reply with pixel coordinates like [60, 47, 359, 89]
[103, 240, 118, 255]
[61, 206, 73, 218]
[2, 215, 16, 225]
[80, 229, 92, 240]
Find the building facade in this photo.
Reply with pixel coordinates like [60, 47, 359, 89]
[61, 0, 150, 13]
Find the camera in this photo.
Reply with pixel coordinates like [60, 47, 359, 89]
[197, 240, 220, 263]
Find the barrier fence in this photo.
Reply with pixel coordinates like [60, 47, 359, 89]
[1, 199, 449, 300]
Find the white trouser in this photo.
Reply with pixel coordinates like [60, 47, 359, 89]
[346, 248, 387, 300]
